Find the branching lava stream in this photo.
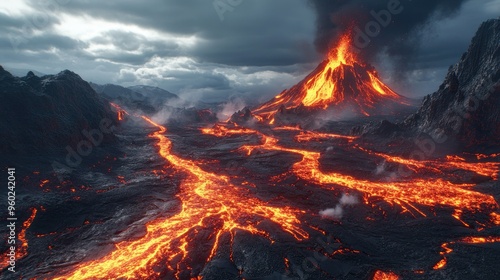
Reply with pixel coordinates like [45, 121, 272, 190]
[54, 115, 308, 279]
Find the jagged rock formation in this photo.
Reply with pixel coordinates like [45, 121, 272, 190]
[404, 19, 500, 148]
[0, 67, 116, 155]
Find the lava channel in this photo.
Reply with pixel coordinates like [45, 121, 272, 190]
[54, 114, 309, 280]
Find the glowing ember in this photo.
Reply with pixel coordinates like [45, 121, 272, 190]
[434, 236, 500, 270]
[433, 258, 448, 270]
[295, 130, 358, 142]
[0, 208, 37, 270]
[491, 213, 500, 225]
[373, 270, 399, 280]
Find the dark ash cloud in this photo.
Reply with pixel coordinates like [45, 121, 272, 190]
[308, 0, 468, 67]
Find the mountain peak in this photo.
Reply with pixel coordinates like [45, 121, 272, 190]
[404, 18, 500, 148]
[252, 34, 412, 123]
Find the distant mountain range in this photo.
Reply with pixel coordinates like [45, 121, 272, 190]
[90, 83, 179, 113]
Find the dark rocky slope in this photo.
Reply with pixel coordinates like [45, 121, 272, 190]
[0, 67, 117, 155]
[404, 19, 500, 149]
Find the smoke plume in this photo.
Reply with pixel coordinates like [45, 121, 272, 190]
[308, 0, 468, 75]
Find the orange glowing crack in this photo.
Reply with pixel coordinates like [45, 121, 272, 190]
[372, 270, 399, 280]
[238, 132, 498, 213]
[204, 124, 500, 274]
[295, 130, 358, 142]
[356, 146, 500, 180]
[0, 208, 37, 270]
[433, 236, 500, 270]
[55, 115, 308, 279]
[201, 125, 500, 216]
[110, 102, 129, 121]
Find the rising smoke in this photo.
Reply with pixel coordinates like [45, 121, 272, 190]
[319, 193, 359, 220]
[308, 0, 468, 76]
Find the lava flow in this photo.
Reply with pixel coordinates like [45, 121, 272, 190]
[54, 113, 309, 279]
[201, 123, 500, 275]
[433, 236, 500, 270]
[355, 146, 500, 179]
[201, 125, 500, 218]
[0, 208, 37, 270]
[372, 270, 399, 280]
[252, 33, 410, 122]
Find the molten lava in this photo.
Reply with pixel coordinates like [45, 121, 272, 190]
[55, 111, 308, 279]
[231, 128, 499, 215]
[0, 208, 37, 270]
[51, 101, 499, 278]
[372, 270, 399, 280]
[204, 124, 500, 275]
[433, 236, 500, 270]
[252, 34, 409, 122]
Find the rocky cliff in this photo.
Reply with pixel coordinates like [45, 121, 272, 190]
[404, 19, 500, 149]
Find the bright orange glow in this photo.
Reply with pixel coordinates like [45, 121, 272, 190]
[368, 72, 400, 98]
[53, 102, 500, 278]
[201, 123, 258, 137]
[110, 102, 129, 121]
[273, 125, 302, 131]
[357, 146, 500, 180]
[373, 270, 399, 280]
[295, 130, 358, 142]
[0, 208, 37, 270]
[302, 36, 352, 107]
[491, 213, 500, 225]
[434, 235, 500, 270]
[55, 112, 308, 280]
[238, 130, 498, 213]
[433, 258, 447, 270]
[252, 33, 407, 123]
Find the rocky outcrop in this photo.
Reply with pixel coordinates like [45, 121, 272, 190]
[0, 67, 116, 155]
[404, 19, 500, 149]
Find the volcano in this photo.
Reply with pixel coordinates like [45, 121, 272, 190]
[252, 35, 412, 123]
[3, 18, 500, 280]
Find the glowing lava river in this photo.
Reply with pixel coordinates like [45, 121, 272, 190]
[2, 108, 500, 279]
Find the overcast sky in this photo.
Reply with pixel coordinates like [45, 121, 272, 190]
[0, 0, 498, 102]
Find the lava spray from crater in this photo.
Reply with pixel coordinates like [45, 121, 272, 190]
[252, 33, 411, 123]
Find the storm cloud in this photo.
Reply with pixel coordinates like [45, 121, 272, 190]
[0, 0, 498, 101]
[308, 0, 466, 60]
